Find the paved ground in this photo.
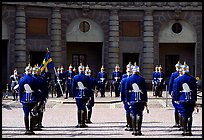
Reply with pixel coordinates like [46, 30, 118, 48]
[2, 91, 202, 138]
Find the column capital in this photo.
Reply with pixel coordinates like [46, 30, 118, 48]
[16, 5, 25, 10]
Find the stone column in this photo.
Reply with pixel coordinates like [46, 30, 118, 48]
[108, 9, 119, 79]
[15, 5, 26, 76]
[51, 7, 62, 68]
[143, 10, 154, 85]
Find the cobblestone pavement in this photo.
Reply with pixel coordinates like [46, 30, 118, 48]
[2, 91, 202, 138]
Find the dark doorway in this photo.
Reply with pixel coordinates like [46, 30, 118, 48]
[67, 42, 103, 78]
[29, 51, 46, 67]
[159, 43, 195, 78]
[1, 40, 8, 90]
[165, 55, 179, 77]
[123, 53, 139, 73]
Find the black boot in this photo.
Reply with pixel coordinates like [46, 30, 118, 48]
[182, 117, 188, 136]
[64, 91, 68, 99]
[125, 113, 132, 131]
[38, 111, 44, 128]
[29, 115, 35, 135]
[137, 115, 143, 136]
[179, 114, 184, 131]
[76, 110, 82, 128]
[187, 117, 193, 136]
[87, 108, 92, 123]
[24, 117, 30, 135]
[173, 111, 180, 128]
[132, 115, 137, 136]
[81, 110, 88, 128]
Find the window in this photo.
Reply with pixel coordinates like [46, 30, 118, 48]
[79, 21, 90, 33]
[120, 21, 140, 37]
[27, 18, 48, 35]
[172, 22, 182, 34]
[72, 54, 86, 68]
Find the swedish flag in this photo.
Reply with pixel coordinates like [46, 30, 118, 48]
[39, 52, 54, 72]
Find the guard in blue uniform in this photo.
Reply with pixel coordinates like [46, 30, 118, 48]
[173, 62, 197, 136]
[152, 65, 158, 96]
[155, 65, 165, 97]
[10, 69, 20, 101]
[72, 64, 91, 128]
[60, 66, 66, 95]
[65, 64, 76, 99]
[55, 67, 63, 97]
[120, 67, 133, 131]
[18, 65, 39, 135]
[112, 65, 123, 97]
[125, 65, 148, 136]
[85, 69, 97, 123]
[97, 65, 108, 97]
[168, 61, 183, 128]
[32, 66, 48, 130]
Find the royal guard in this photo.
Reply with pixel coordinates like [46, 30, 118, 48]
[97, 65, 108, 97]
[152, 65, 159, 96]
[18, 64, 39, 135]
[168, 61, 183, 128]
[85, 69, 97, 123]
[32, 65, 48, 130]
[120, 67, 133, 131]
[10, 68, 20, 101]
[173, 62, 197, 136]
[65, 64, 76, 99]
[112, 64, 123, 97]
[55, 67, 63, 97]
[155, 65, 165, 97]
[60, 66, 66, 94]
[72, 64, 91, 128]
[125, 65, 148, 136]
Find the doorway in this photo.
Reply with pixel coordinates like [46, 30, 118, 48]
[29, 51, 46, 67]
[1, 40, 8, 90]
[123, 53, 139, 73]
[67, 42, 103, 78]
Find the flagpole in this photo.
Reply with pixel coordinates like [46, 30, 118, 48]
[44, 48, 63, 96]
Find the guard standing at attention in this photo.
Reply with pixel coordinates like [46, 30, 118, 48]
[72, 64, 91, 128]
[97, 65, 108, 97]
[168, 61, 183, 128]
[125, 65, 148, 136]
[173, 62, 197, 136]
[120, 66, 133, 131]
[85, 69, 97, 123]
[65, 64, 76, 99]
[10, 68, 20, 101]
[18, 64, 39, 135]
[112, 64, 123, 97]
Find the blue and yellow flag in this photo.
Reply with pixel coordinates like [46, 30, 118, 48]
[39, 52, 54, 72]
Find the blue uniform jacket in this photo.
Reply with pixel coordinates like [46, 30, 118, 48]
[97, 71, 107, 84]
[72, 73, 91, 99]
[152, 71, 158, 84]
[33, 74, 48, 101]
[173, 73, 197, 102]
[89, 77, 97, 107]
[168, 71, 179, 95]
[66, 71, 76, 85]
[18, 74, 39, 104]
[156, 72, 165, 87]
[112, 71, 123, 83]
[120, 76, 130, 102]
[125, 74, 147, 104]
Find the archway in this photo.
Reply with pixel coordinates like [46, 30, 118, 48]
[159, 20, 197, 82]
[66, 18, 104, 78]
